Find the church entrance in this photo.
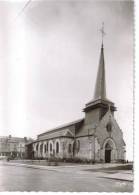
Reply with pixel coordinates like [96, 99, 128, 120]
[105, 143, 112, 163]
[105, 149, 111, 163]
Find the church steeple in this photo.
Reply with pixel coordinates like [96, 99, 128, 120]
[83, 25, 116, 120]
[94, 43, 106, 100]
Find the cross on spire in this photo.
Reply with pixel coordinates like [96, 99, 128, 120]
[84, 24, 116, 115]
[100, 22, 106, 46]
[93, 23, 106, 100]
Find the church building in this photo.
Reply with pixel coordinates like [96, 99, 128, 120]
[29, 41, 126, 163]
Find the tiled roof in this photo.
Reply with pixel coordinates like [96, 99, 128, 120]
[37, 129, 74, 142]
[0, 136, 32, 143]
[38, 118, 84, 137]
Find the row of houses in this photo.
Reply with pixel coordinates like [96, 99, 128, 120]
[0, 135, 33, 159]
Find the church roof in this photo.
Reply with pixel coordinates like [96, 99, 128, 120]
[38, 118, 84, 138]
[37, 129, 75, 141]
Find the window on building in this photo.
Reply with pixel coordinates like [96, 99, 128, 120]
[106, 121, 112, 137]
[44, 144, 47, 153]
[46, 142, 48, 152]
[14, 144, 16, 150]
[50, 143, 53, 152]
[77, 140, 80, 153]
[106, 123, 112, 132]
[36, 143, 38, 151]
[68, 144, 72, 153]
[40, 144, 43, 154]
[56, 142, 59, 153]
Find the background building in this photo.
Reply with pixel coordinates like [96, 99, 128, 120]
[0, 135, 32, 159]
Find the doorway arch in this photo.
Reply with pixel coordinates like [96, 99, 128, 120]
[103, 138, 116, 163]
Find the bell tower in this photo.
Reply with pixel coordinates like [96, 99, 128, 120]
[84, 24, 116, 125]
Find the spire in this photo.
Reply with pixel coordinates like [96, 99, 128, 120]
[84, 24, 116, 114]
[94, 23, 106, 100]
[94, 43, 106, 100]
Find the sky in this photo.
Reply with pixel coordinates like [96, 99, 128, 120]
[0, 0, 134, 160]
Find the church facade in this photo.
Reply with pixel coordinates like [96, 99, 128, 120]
[28, 43, 126, 163]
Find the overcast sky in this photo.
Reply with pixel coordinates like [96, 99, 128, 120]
[0, 0, 134, 160]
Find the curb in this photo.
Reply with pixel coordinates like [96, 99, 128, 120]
[99, 176, 133, 182]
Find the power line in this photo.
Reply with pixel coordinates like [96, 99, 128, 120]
[14, 0, 32, 21]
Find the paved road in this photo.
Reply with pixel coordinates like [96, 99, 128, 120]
[0, 163, 133, 192]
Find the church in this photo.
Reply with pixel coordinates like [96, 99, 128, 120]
[28, 40, 126, 163]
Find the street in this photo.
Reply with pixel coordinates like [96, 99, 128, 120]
[0, 162, 133, 192]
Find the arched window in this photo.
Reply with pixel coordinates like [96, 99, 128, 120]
[40, 144, 43, 154]
[56, 142, 59, 153]
[68, 144, 72, 153]
[50, 143, 53, 152]
[44, 144, 47, 153]
[106, 122, 112, 132]
[77, 140, 80, 153]
[36, 143, 38, 151]
[46, 142, 48, 152]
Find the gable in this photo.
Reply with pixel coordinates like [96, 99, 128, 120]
[95, 111, 125, 149]
[63, 129, 74, 137]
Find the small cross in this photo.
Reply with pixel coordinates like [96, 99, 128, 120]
[100, 22, 106, 44]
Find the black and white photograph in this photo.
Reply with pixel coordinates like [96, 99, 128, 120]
[0, 0, 134, 192]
